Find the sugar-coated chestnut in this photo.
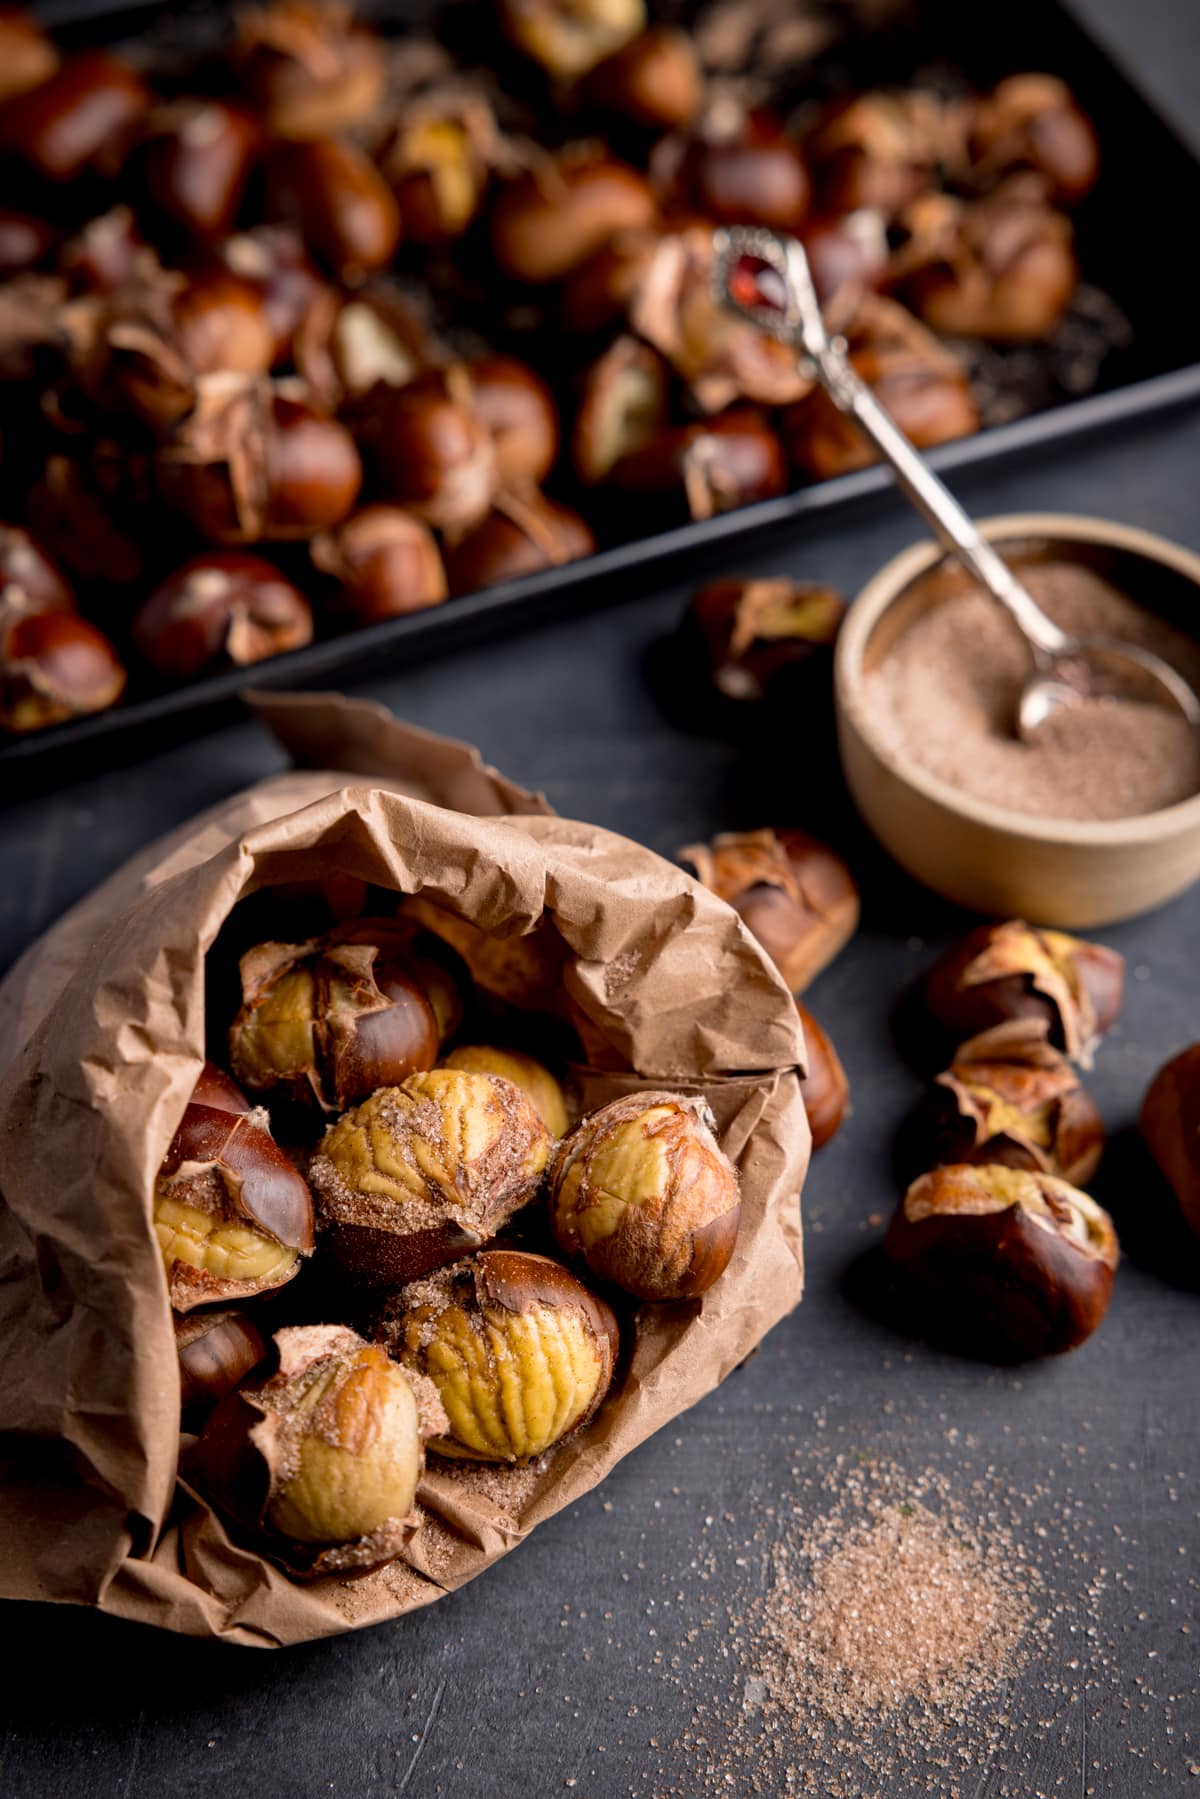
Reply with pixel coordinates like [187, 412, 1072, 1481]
[796, 1001, 849, 1152]
[781, 294, 978, 480]
[676, 108, 810, 232]
[266, 137, 402, 283]
[312, 504, 447, 623]
[139, 100, 262, 242]
[572, 336, 668, 485]
[443, 491, 595, 594]
[0, 208, 56, 277]
[0, 7, 58, 104]
[549, 1091, 740, 1301]
[923, 1020, 1104, 1188]
[806, 91, 950, 219]
[489, 147, 656, 285]
[678, 828, 860, 995]
[229, 920, 442, 1114]
[0, 608, 125, 733]
[968, 74, 1099, 207]
[884, 1163, 1118, 1358]
[467, 354, 559, 489]
[1140, 1046, 1200, 1243]
[310, 1069, 552, 1287]
[234, 0, 386, 140]
[133, 552, 313, 679]
[609, 408, 788, 520]
[380, 1249, 619, 1462]
[0, 50, 148, 182]
[582, 27, 703, 131]
[175, 1309, 268, 1425]
[442, 1044, 569, 1138]
[159, 376, 363, 543]
[888, 189, 1078, 344]
[353, 368, 497, 540]
[0, 522, 72, 611]
[500, 0, 645, 80]
[923, 921, 1124, 1068]
[153, 1083, 315, 1312]
[688, 575, 845, 702]
[196, 1325, 444, 1575]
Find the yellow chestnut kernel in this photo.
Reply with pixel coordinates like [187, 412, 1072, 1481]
[442, 1044, 569, 1137]
[153, 1193, 299, 1284]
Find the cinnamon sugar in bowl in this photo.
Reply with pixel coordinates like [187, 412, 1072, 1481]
[835, 514, 1200, 926]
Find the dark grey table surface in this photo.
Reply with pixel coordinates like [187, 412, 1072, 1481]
[3, 2, 1200, 1793]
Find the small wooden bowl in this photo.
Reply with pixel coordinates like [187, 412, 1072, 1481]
[835, 513, 1200, 927]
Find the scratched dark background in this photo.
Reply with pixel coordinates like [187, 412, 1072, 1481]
[3, 0, 1200, 1792]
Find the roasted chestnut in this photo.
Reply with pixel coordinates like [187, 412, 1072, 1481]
[0, 522, 72, 611]
[923, 921, 1124, 1067]
[353, 368, 497, 539]
[581, 26, 703, 131]
[317, 286, 437, 404]
[968, 74, 1099, 207]
[467, 354, 559, 489]
[572, 335, 668, 484]
[266, 137, 402, 283]
[675, 108, 810, 232]
[0, 6, 58, 104]
[688, 575, 845, 702]
[559, 225, 662, 335]
[0, 607, 126, 732]
[216, 225, 328, 365]
[499, 0, 645, 80]
[0, 208, 56, 277]
[133, 551, 313, 678]
[234, 0, 386, 140]
[441, 1044, 569, 1138]
[609, 408, 788, 521]
[56, 205, 150, 295]
[1140, 1045, 1200, 1243]
[0, 50, 148, 183]
[443, 491, 594, 594]
[797, 1001, 849, 1152]
[679, 828, 860, 995]
[884, 1163, 1118, 1358]
[312, 504, 447, 623]
[139, 100, 262, 242]
[922, 1020, 1104, 1187]
[489, 147, 656, 285]
[23, 453, 147, 586]
[888, 189, 1078, 343]
[175, 1309, 268, 1425]
[801, 209, 889, 306]
[382, 94, 500, 245]
[805, 90, 950, 219]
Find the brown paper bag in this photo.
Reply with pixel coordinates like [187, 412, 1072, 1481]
[0, 692, 808, 1646]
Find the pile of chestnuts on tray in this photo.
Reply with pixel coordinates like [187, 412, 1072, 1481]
[166, 895, 744, 1576]
[0, 0, 1103, 733]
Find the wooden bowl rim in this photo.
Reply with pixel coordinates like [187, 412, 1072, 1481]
[835, 511, 1200, 848]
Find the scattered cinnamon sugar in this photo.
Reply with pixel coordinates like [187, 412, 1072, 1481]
[865, 562, 1200, 820]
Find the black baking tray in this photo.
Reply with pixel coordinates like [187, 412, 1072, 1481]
[6, 0, 1200, 789]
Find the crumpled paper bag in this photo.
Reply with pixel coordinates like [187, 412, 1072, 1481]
[0, 690, 809, 1646]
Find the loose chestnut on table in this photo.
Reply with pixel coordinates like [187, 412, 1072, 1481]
[195, 1323, 443, 1576]
[922, 920, 1125, 1067]
[687, 575, 845, 703]
[1140, 1045, 1200, 1243]
[884, 1163, 1119, 1358]
[310, 1068, 552, 1288]
[796, 1001, 849, 1152]
[379, 1249, 619, 1462]
[548, 1091, 741, 1301]
[679, 827, 860, 996]
[133, 551, 313, 678]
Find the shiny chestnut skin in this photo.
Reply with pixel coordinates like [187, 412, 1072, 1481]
[609, 408, 788, 521]
[489, 149, 656, 285]
[140, 101, 262, 242]
[968, 74, 1100, 207]
[687, 575, 845, 703]
[582, 26, 703, 131]
[572, 335, 668, 484]
[191, 1060, 251, 1115]
[383, 102, 494, 246]
[266, 137, 401, 283]
[353, 370, 496, 539]
[467, 354, 559, 489]
[215, 226, 328, 366]
[133, 552, 313, 679]
[56, 204, 146, 294]
[802, 210, 889, 305]
[176, 1310, 268, 1426]
[443, 493, 594, 595]
[24, 455, 146, 586]
[234, 0, 386, 141]
[677, 110, 810, 232]
[805, 91, 945, 220]
[499, 0, 646, 81]
[884, 1163, 1118, 1359]
[0, 51, 148, 183]
[559, 226, 661, 335]
[923, 921, 1124, 1068]
[0, 208, 56, 277]
[889, 191, 1078, 345]
[1140, 1046, 1200, 1243]
[0, 609, 126, 732]
[0, 523, 72, 610]
[311, 505, 447, 623]
[0, 7, 58, 105]
[797, 1001, 849, 1152]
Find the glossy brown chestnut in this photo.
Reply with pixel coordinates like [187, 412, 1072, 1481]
[191, 1060, 252, 1115]
[582, 26, 703, 131]
[140, 100, 262, 242]
[923, 921, 1125, 1068]
[678, 827, 860, 995]
[0, 208, 56, 277]
[688, 575, 845, 702]
[923, 1020, 1104, 1187]
[968, 74, 1100, 207]
[0, 50, 148, 182]
[266, 137, 401, 284]
[234, 0, 387, 140]
[796, 1001, 849, 1153]
[216, 225, 328, 365]
[1140, 1045, 1200, 1243]
[0, 608, 126, 732]
[133, 551, 313, 679]
[98, 270, 278, 433]
[0, 523, 73, 611]
[443, 491, 595, 595]
[499, 0, 645, 80]
[353, 369, 496, 539]
[610, 408, 788, 521]
[0, 7, 58, 104]
[559, 225, 661, 335]
[24, 454, 146, 586]
[467, 354, 559, 489]
[160, 378, 363, 544]
[311, 505, 447, 623]
[56, 204, 148, 294]
[549, 1090, 741, 1301]
[176, 1309, 268, 1425]
[572, 335, 667, 485]
[805, 90, 949, 219]
[153, 1091, 315, 1311]
[801, 210, 889, 305]
[382, 98, 498, 246]
[884, 1163, 1118, 1358]
[229, 920, 442, 1114]
[888, 190, 1078, 344]
[676, 109, 810, 232]
[489, 148, 656, 285]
